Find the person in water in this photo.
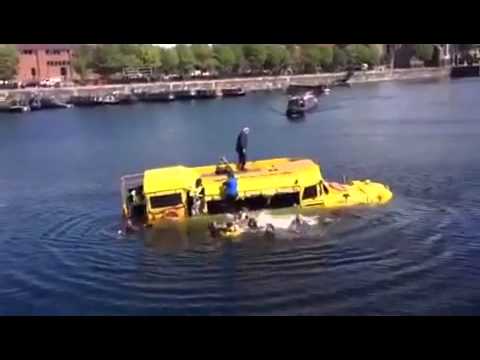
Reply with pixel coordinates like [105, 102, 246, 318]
[208, 220, 239, 238]
[289, 214, 307, 233]
[235, 127, 249, 171]
[265, 223, 275, 237]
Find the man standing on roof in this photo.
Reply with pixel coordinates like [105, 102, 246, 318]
[236, 127, 249, 171]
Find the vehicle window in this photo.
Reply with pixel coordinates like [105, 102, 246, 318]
[302, 185, 318, 200]
[150, 193, 183, 209]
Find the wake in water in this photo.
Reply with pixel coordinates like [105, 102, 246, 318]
[254, 211, 317, 230]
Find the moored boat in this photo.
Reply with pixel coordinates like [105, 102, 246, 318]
[139, 91, 175, 102]
[195, 89, 218, 99]
[40, 96, 73, 109]
[6, 99, 30, 113]
[221, 87, 246, 97]
[70, 95, 104, 107]
[120, 157, 393, 225]
[173, 89, 196, 100]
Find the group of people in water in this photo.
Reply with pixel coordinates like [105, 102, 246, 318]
[207, 208, 311, 239]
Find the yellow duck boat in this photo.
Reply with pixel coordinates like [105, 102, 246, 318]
[121, 158, 393, 226]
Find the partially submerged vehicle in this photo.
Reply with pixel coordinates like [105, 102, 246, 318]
[121, 158, 393, 226]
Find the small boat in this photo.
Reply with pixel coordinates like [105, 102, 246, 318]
[286, 91, 319, 117]
[195, 89, 218, 99]
[287, 84, 329, 96]
[116, 93, 138, 105]
[8, 99, 30, 113]
[102, 94, 120, 105]
[70, 95, 104, 107]
[173, 89, 196, 100]
[41, 96, 73, 109]
[221, 87, 246, 97]
[139, 91, 175, 102]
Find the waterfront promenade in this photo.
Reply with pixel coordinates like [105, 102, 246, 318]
[1, 67, 449, 99]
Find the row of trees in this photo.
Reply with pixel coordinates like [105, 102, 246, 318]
[72, 44, 386, 79]
[1, 44, 471, 81]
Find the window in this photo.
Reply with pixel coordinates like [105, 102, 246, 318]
[22, 50, 33, 55]
[31, 68, 36, 77]
[302, 185, 318, 200]
[322, 183, 329, 195]
[150, 193, 183, 209]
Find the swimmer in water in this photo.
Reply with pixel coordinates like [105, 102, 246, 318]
[265, 223, 275, 237]
[248, 217, 259, 230]
[289, 214, 307, 234]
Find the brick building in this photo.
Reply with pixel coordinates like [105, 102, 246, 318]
[16, 44, 76, 83]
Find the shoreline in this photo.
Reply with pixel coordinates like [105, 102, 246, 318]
[1, 67, 450, 99]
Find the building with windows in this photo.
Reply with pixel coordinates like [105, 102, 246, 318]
[16, 44, 76, 83]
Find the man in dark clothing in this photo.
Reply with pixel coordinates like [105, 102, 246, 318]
[236, 127, 249, 171]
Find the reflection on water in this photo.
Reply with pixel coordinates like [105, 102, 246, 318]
[1, 78, 480, 314]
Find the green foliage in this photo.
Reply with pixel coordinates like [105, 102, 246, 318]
[229, 44, 247, 73]
[137, 45, 162, 68]
[332, 46, 348, 70]
[213, 45, 236, 73]
[345, 44, 380, 66]
[0, 45, 18, 80]
[66, 43, 401, 81]
[414, 44, 434, 62]
[242, 44, 267, 71]
[91, 45, 129, 75]
[176, 44, 196, 74]
[264, 44, 290, 72]
[299, 45, 323, 73]
[317, 46, 333, 69]
[160, 48, 179, 73]
[72, 45, 94, 80]
[191, 44, 213, 70]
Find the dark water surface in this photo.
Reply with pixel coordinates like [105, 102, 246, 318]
[1, 78, 480, 315]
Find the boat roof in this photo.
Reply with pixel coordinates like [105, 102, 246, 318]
[144, 166, 199, 194]
[141, 158, 323, 199]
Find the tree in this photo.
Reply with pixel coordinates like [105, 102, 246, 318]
[0, 45, 18, 80]
[317, 46, 333, 69]
[137, 45, 162, 69]
[160, 48, 179, 74]
[345, 44, 380, 66]
[191, 44, 213, 70]
[91, 44, 126, 75]
[414, 44, 434, 62]
[72, 45, 94, 80]
[299, 45, 322, 73]
[243, 44, 267, 72]
[332, 46, 348, 70]
[286, 44, 302, 73]
[229, 44, 247, 73]
[213, 45, 236, 74]
[264, 44, 290, 73]
[176, 44, 196, 75]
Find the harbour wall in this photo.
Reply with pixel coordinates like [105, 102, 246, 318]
[1, 67, 450, 100]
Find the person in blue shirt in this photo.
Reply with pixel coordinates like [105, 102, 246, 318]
[223, 171, 238, 202]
